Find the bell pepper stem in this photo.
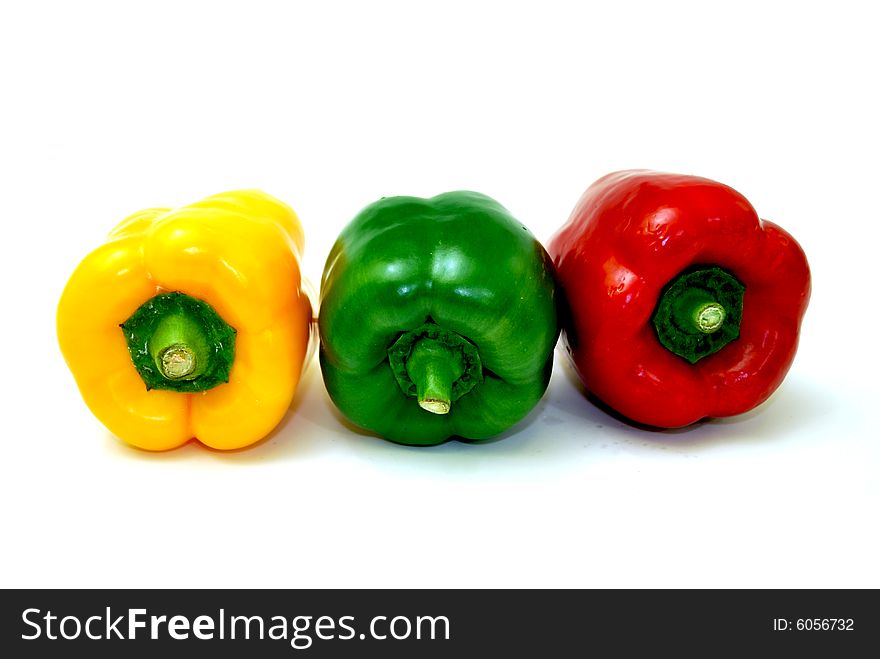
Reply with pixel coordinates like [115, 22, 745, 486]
[670, 288, 726, 335]
[652, 266, 745, 363]
[387, 322, 483, 413]
[121, 291, 236, 392]
[147, 312, 211, 381]
[694, 302, 725, 333]
[405, 339, 465, 415]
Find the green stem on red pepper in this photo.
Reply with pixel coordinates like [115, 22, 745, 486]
[652, 266, 745, 364]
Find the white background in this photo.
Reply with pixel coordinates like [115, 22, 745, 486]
[1, 1, 877, 588]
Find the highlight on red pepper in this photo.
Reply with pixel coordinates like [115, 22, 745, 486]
[319, 191, 559, 445]
[548, 170, 811, 428]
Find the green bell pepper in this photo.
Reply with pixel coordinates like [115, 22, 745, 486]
[319, 191, 559, 445]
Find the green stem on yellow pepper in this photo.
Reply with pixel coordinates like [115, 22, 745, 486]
[120, 291, 236, 392]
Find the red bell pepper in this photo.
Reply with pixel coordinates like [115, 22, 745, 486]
[548, 170, 811, 428]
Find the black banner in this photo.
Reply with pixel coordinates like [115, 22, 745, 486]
[1, 589, 876, 656]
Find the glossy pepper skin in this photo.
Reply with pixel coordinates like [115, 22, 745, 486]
[319, 191, 559, 445]
[548, 171, 811, 428]
[57, 190, 313, 450]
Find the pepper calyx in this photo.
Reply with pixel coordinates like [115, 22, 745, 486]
[120, 291, 236, 392]
[652, 266, 745, 363]
[387, 322, 483, 414]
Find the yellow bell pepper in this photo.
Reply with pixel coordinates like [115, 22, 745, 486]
[57, 190, 313, 451]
